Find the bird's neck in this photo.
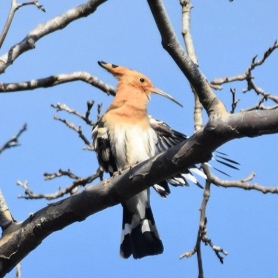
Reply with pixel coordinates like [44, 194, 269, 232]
[105, 83, 149, 121]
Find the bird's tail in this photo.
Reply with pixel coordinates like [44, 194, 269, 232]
[120, 191, 163, 259]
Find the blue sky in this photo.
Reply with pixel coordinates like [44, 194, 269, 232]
[1, 1, 278, 277]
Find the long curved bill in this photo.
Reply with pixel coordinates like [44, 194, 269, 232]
[150, 87, 183, 107]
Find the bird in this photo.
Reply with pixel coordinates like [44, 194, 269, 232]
[92, 61, 239, 259]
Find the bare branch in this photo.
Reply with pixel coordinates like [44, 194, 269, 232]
[202, 234, 228, 264]
[209, 171, 278, 194]
[0, 1, 44, 48]
[211, 40, 278, 88]
[243, 79, 278, 104]
[180, 0, 197, 64]
[179, 0, 204, 132]
[2, 106, 278, 275]
[180, 175, 227, 277]
[18, 1, 45, 12]
[44, 169, 80, 181]
[51, 100, 98, 127]
[17, 168, 102, 200]
[0, 189, 15, 231]
[147, 0, 227, 118]
[14, 262, 21, 278]
[230, 88, 240, 114]
[193, 93, 204, 132]
[0, 0, 107, 74]
[0, 71, 116, 96]
[52, 114, 92, 147]
[0, 124, 27, 154]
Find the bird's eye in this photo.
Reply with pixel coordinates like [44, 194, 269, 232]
[139, 78, 145, 83]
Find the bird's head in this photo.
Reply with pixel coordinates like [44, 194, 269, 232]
[98, 61, 182, 107]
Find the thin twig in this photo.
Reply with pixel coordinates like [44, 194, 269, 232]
[18, 1, 45, 12]
[180, 176, 226, 276]
[211, 40, 278, 88]
[230, 88, 240, 113]
[210, 171, 278, 193]
[0, 0, 45, 48]
[0, 124, 27, 154]
[17, 168, 103, 200]
[243, 79, 278, 104]
[51, 102, 95, 126]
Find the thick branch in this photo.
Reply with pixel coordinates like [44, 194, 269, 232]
[147, 0, 226, 117]
[1, 109, 278, 276]
[0, 0, 107, 74]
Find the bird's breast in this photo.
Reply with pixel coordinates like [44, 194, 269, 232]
[107, 120, 157, 169]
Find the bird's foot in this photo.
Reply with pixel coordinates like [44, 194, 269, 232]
[112, 162, 139, 177]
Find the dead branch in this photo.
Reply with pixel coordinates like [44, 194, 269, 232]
[0, 0, 45, 49]
[0, 124, 27, 154]
[180, 171, 227, 273]
[14, 262, 21, 278]
[53, 115, 92, 147]
[0, 71, 116, 96]
[2, 107, 278, 276]
[147, 0, 227, 118]
[179, 0, 203, 132]
[180, 0, 197, 64]
[0, 189, 15, 231]
[211, 40, 278, 89]
[18, 1, 45, 12]
[0, 0, 107, 74]
[17, 168, 102, 200]
[243, 79, 278, 104]
[230, 88, 240, 113]
[208, 171, 278, 194]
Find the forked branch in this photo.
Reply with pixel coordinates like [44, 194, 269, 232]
[0, 0, 45, 48]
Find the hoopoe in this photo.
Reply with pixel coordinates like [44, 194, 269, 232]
[93, 61, 238, 259]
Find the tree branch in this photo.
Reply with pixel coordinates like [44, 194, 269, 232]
[17, 168, 102, 200]
[0, 71, 116, 96]
[208, 171, 278, 194]
[147, 0, 227, 117]
[0, 124, 27, 154]
[0, 0, 107, 74]
[179, 0, 204, 132]
[211, 40, 278, 89]
[0, 0, 45, 49]
[0, 189, 14, 231]
[1, 108, 278, 276]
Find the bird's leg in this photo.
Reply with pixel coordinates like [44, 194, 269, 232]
[112, 162, 139, 177]
[123, 161, 139, 170]
[112, 169, 122, 177]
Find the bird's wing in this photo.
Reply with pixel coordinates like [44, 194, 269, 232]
[149, 116, 239, 196]
[148, 116, 204, 195]
[92, 118, 118, 175]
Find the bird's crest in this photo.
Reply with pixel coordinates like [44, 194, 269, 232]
[98, 60, 183, 107]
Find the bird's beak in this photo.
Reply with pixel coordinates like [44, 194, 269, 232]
[150, 87, 183, 107]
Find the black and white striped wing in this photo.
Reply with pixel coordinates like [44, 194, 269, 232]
[92, 119, 118, 175]
[149, 116, 240, 197]
[149, 116, 205, 196]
